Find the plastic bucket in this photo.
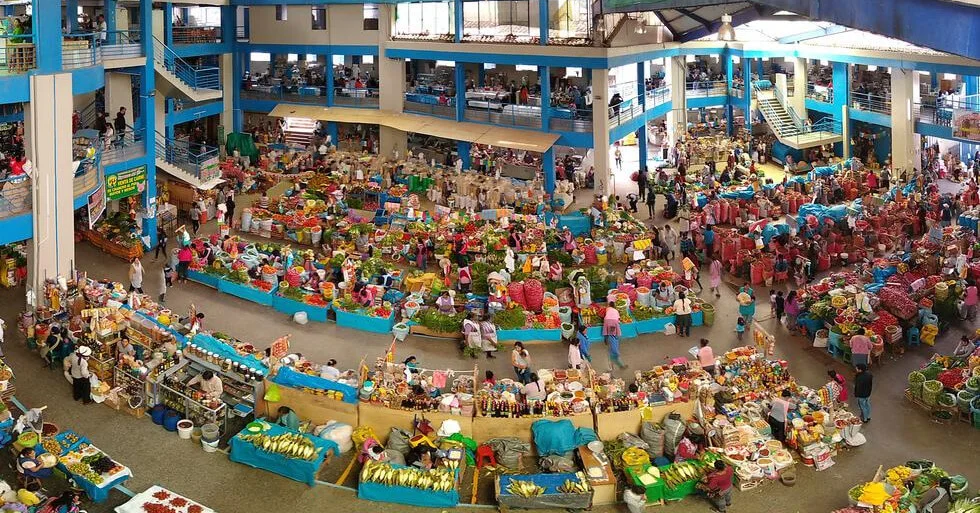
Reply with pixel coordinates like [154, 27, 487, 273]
[702, 303, 715, 326]
[163, 411, 182, 432]
[241, 209, 252, 231]
[177, 420, 194, 439]
[201, 423, 220, 442]
[202, 439, 219, 453]
[150, 404, 167, 425]
[191, 427, 202, 444]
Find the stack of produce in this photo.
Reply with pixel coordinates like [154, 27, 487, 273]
[360, 461, 457, 492]
[237, 432, 321, 461]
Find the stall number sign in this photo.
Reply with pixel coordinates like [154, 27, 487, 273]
[106, 165, 147, 200]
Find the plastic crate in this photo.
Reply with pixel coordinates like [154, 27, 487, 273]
[625, 465, 665, 503]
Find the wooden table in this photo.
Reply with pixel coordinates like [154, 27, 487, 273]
[577, 446, 617, 505]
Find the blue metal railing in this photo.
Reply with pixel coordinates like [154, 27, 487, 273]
[773, 86, 806, 133]
[809, 116, 842, 134]
[156, 132, 221, 182]
[645, 86, 670, 107]
[333, 87, 380, 107]
[548, 107, 592, 133]
[100, 128, 147, 165]
[63, 31, 144, 69]
[685, 80, 727, 98]
[241, 84, 326, 105]
[172, 26, 221, 45]
[0, 33, 36, 73]
[153, 36, 220, 90]
[608, 96, 642, 126]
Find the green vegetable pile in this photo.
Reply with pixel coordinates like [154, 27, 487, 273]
[415, 309, 466, 333]
[493, 308, 527, 330]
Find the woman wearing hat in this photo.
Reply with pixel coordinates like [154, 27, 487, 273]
[65, 346, 93, 404]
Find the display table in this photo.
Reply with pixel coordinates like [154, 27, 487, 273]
[59, 443, 133, 503]
[229, 422, 338, 486]
[496, 473, 593, 510]
[217, 277, 278, 306]
[273, 294, 329, 322]
[358, 464, 461, 508]
[186, 269, 221, 289]
[115, 485, 215, 513]
[577, 446, 616, 505]
[334, 308, 396, 334]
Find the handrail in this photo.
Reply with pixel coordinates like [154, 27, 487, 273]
[645, 86, 670, 107]
[753, 83, 797, 138]
[850, 90, 891, 114]
[685, 80, 727, 97]
[100, 128, 147, 164]
[806, 83, 834, 104]
[172, 25, 221, 45]
[153, 36, 220, 90]
[155, 131, 221, 182]
[332, 87, 380, 107]
[774, 86, 806, 133]
[462, 101, 541, 128]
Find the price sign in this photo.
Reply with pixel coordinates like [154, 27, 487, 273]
[270, 335, 290, 359]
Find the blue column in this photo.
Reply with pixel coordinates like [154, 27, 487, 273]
[326, 54, 334, 106]
[966, 76, 979, 95]
[832, 61, 848, 115]
[104, 0, 117, 43]
[742, 60, 752, 131]
[243, 8, 249, 39]
[478, 65, 485, 87]
[455, 63, 465, 121]
[2, 5, 12, 15]
[66, 0, 79, 32]
[725, 53, 734, 136]
[453, 0, 463, 43]
[34, 0, 63, 73]
[221, 5, 235, 50]
[539, 66, 550, 130]
[637, 61, 647, 167]
[538, 0, 549, 45]
[163, 3, 173, 46]
[327, 122, 339, 146]
[543, 147, 555, 195]
[930, 72, 938, 91]
[140, 0, 157, 248]
[457, 141, 471, 169]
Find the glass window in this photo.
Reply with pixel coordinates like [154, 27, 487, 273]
[565, 67, 582, 78]
[251, 52, 271, 62]
[436, 60, 456, 67]
[287, 54, 298, 62]
[516, 64, 536, 71]
[364, 3, 380, 29]
[333, 55, 345, 66]
[306, 54, 318, 62]
[363, 55, 374, 64]
[275, 5, 287, 21]
[312, 7, 327, 30]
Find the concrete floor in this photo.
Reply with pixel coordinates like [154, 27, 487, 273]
[0, 185, 978, 512]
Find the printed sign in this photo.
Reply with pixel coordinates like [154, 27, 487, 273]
[270, 335, 290, 359]
[953, 110, 980, 142]
[106, 165, 148, 200]
[88, 182, 106, 229]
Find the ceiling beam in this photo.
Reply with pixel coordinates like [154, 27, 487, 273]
[676, 7, 713, 32]
[652, 10, 676, 37]
[777, 25, 850, 44]
[676, 5, 759, 41]
[599, 0, 744, 15]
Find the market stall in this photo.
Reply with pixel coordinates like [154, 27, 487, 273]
[495, 472, 594, 510]
[114, 486, 215, 513]
[229, 420, 338, 486]
[358, 456, 465, 508]
[838, 461, 973, 513]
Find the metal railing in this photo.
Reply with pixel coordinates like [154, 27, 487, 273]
[236, 25, 249, 41]
[932, 94, 980, 112]
[463, 103, 540, 128]
[156, 132, 221, 182]
[685, 80, 727, 98]
[333, 87, 380, 107]
[101, 30, 144, 60]
[0, 175, 32, 221]
[730, 84, 744, 99]
[0, 34, 36, 74]
[402, 97, 455, 118]
[548, 107, 592, 132]
[850, 91, 891, 114]
[101, 128, 147, 164]
[241, 84, 326, 105]
[810, 116, 842, 134]
[172, 26, 221, 45]
[915, 101, 953, 127]
[806, 83, 834, 104]
[753, 83, 798, 138]
[773, 85, 806, 133]
[608, 97, 642, 127]
[63, 31, 144, 69]
[153, 36, 220, 90]
[645, 86, 670, 107]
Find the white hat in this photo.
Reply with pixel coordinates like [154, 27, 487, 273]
[436, 419, 461, 438]
[77, 346, 93, 357]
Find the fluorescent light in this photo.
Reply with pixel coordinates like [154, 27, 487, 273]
[867, 65, 877, 71]
[943, 73, 956, 80]
[820, 60, 828, 66]
[436, 60, 456, 67]
[287, 54, 298, 62]
[685, 55, 695, 62]
[306, 54, 317, 62]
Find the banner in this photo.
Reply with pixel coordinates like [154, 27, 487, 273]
[87, 183, 106, 229]
[106, 165, 147, 200]
[952, 110, 980, 141]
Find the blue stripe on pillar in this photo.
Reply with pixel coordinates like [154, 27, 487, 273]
[455, 64, 465, 121]
[141, 0, 158, 249]
[105, 0, 117, 44]
[742, 61, 752, 130]
[638, 125, 648, 170]
[164, 3, 173, 46]
[543, 147, 555, 195]
[539, 66, 550, 130]
[326, 53, 334, 106]
[538, 0, 549, 45]
[457, 141, 471, 169]
[454, 0, 463, 44]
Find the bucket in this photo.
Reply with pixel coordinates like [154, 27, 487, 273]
[163, 411, 182, 432]
[202, 439, 219, 453]
[201, 423, 220, 442]
[191, 427, 202, 444]
[219, 225, 230, 238]
[177, 420, 194, 439]
[558, 306, 572, 324]
[150, 404, 167, 425]
[702, 303, 715, 326]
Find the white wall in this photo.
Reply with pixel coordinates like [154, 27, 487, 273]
[328, 4, 378, 46]
[249, 4, 378, 46]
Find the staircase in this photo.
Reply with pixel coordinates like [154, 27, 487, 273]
[152, 37, 222, 103]
[754, 84, 842, 150]
[155, 132, 225, 190]
[282, 118, 317, 147]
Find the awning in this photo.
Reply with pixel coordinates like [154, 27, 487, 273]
[268, 105, 560, 153]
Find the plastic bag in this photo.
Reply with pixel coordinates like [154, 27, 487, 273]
[663, 323, 676, 335]
[487, 437, 531, 469]
[617, 432, 649, 451]
[386, 428, 413, 456]
[540, 455, 577, 473]
[663, 413, 686, 458]
[640, 422, 665, 458]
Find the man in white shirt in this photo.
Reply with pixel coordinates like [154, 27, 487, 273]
[66, 346, 93, 403]
[188, 370, 223, 398]
[97, 15, 107, 44]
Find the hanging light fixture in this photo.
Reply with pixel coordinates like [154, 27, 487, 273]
[717, 13, 736, 41]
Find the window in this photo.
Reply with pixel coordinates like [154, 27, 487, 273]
[362, 55, 374, 64]
[332, 55, 344, 66]
[275, 5, 287, 21]
[306, 54, 318, 62]
[565, 67, 582, 78]
[287, 53, 298, 62]
[436, 60, 456, 67]
[250, 52, 271, 62]
[312, 7, 326, 30]
[363, 3, 379, 30]
[515, 64, 536, 72]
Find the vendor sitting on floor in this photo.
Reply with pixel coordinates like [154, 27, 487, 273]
[188, 370, 223, 399]
[353, 282, 374, 307]
[18, 448, 53, 481]
[275, 406, 300, 431]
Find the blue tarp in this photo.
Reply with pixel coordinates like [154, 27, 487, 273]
[358, 467, 460, 508]
[556, 212, 591, 236]
[191, 333, 269, 374]
[270, 366, 358, 404]
[229, 422, 338, 486]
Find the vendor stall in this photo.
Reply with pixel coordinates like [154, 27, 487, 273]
[229, 420, 338, 486]
[114, 486, 215, 513]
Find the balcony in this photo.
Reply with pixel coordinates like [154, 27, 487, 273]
[645, 86, 670, 108]
[806, 84, 834, 104]
[0, 175, 31, 222]
[62, 31, 144, 69]
[403, 95, 454, 118]
[241, 84, 325, 105]
[850, 91, 891, 115]
[548, 108, 592, 133]
[101, 129, 148, 165]
[172, 26, 221, 45]
[685, 80, 727, 98]
[235, 25, 249, 42]
[0, 34, 36, 74]
[463, 103, 540, 128]
[333, 87, 380, 108]
[608, 97, 642, 128]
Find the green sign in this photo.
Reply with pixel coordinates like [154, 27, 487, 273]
[106, 165, 147, 200]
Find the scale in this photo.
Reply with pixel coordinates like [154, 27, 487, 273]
[587, 440, 609, 468]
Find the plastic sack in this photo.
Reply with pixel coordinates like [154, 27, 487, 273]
[384, 449, 406, 466]
[486, 437, 531, 469]
[386, 427, 413, 456]
[663, 323, 676, 335]
[539, 455, 577, 473]
[640, 422, 666, 458]
[617, 432, 649, 451]
[263, 383, 281, 402]
[663, 413, 686, 458]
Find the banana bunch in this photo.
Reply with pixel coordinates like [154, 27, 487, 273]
[240, 433, 320, 461]
[661, 461, 707, 489]
[360, 462, 457, 492]
[556, 474, 591, 494]
[441, 458, 461, 472]
[507, 479, 546, 498]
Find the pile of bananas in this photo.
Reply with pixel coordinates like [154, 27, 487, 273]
[661, 461, 707, 489]
[556, 474, 591, 495]
[885, 466, 913, 488]
[507, 479, 545, 498]
[239, 433, 320, 461]
[360, 462, 456, 492]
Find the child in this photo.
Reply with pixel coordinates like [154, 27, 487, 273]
[482, 370, 496, 387]
[774, 290, 785, 324]
[736, 316, 746, 341]
[770, 290, 778, 317]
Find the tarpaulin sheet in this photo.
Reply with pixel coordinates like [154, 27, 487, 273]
[191, 333, 269, 373]
[813, 165, 836, 177]
[556, 212, 591, 236]
[358, 465, 461, 508]
[497, 473, 593, 509]
[229, 422, 337, 486]
[270, 366, 358, 403]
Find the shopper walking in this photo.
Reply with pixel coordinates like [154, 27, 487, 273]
[709, 257, 722, 297]
[767, 389, 794, 442]
[605, 333, 626, 370]
[701, 460, 734, 512]
[114, 107, 127, 145]
[154, 229, 168, 261]
[963, 280, 978, 320]
[774, 290, 785, 325]
[189, 204, 201, 234]
[568, 337, 583, 369]
[576, 323, 592, 362]
[160, 264, 171, 303]
[602, 304, 621, 338]
[849, 328, 872, 369]
[177, 244, 193, 283]
[128, 257, 144, 293]
[66, 346, 93, 404]
[702, 224, 715, 260]
[854, 364, 873, 422]
[663, 225, 678, 261]
[785, 290, 801, 333]
[673, 291, 693, 337]
[645, 187, 656, 219]
[511, 342, 531, 384]
[637, 167, 648, 201]
[226, 196, 236, 228]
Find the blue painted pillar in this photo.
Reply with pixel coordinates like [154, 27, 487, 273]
[742, 60, 752, 131]
[967, 76, 980, 110]
[34, 0, 63, 73]
[163, 3, 173, 46]
[326, 54, 334, 106]
[543, 147, 555, 195]
[930, 72, 938, 91]
[453, 0, 463, 43]
[455, 63, 465, 121]
[66, 0, 79, 32]
[104, 0, 117, 43]
[140, 0, 157, 249]
[478, 65, 485, 87]
[457, 141, 471, 170]
[538, 0, 549, 45]
[327, 122, 339, 146]
[243, 8, 249, 39]
[221, 5, 235, 49]
[832, 61, 849, 115]
[636, 61, 647, 168]
[539, 66, 551, 130]
[725, 52, 734, 136]
[755, 58, 764, 80]
[2, 5, 12, 15]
